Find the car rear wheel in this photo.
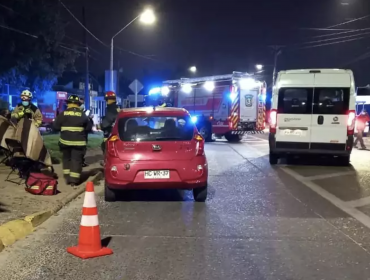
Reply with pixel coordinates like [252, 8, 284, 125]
[193, 184, 207, 202]
[104, 182, 117, 202]
[269, 152, 278, 165]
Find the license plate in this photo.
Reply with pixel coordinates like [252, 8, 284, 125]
[280, 129, 306, 136]
[144, 170, 170, 179]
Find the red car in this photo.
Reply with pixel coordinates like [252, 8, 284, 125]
[104, 107, 208, 202]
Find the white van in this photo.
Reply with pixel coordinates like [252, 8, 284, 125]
[269, 69, 356, 165]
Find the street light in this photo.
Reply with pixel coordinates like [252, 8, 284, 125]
[255, 64, 263, 71]
[189, 66, 197, 73]
[110, 9, 156, 91]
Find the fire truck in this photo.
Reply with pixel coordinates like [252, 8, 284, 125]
[147, 72, 267, 142]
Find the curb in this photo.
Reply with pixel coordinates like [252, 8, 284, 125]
[0, 171, 103, 252]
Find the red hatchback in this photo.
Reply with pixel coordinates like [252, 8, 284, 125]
[104, 107, 208, 202]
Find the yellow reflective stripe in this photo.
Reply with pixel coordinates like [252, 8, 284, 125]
[63, 169, 70, 174]
[59, 139, 86, 146]
[29, 186, 54, 190]
[70, 172, 80, 178]
[61, 127, 84, 132]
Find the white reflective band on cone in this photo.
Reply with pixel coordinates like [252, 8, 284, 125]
[81, 215, 99, 227]
[83, 192, 97, 208]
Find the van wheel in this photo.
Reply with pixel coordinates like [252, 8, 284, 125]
[269, 152, 278, 165]
[338, 156, 350, 166]
[104, 182, 117, 202]
[193, 184, 207, 202]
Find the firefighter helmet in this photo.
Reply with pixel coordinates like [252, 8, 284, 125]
[105, 91, 116, 100]
[20, 90, 33, 100]
[67, 94, 82, 105]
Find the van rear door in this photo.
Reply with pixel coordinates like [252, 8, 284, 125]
[310, 88, 350, 148]
[275, 88, 313, 149]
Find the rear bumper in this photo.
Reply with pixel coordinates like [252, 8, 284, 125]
[269, 133, 354, 156]
[104, 158, 208, 190]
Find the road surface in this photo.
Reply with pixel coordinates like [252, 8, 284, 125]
[1, 134, 370, 280]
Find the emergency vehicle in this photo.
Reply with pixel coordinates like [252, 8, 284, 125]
[147, 72, 267, 142]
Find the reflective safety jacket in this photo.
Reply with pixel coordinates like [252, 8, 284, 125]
[101, 103, 120, 141]
[53, 107, 93, 146]
[11, 103, 43, 127]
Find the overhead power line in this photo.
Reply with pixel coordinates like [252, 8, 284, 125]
[342, 50, 370, 67]
[297, 31, 370, 46]
[59, 0, 165, 64]
[0, 23, 38, 38]
[326, 14, 370, 29]
[58, 0, 108, 47]
[312, 27, 370, 39]
[296, 35, 370, 50]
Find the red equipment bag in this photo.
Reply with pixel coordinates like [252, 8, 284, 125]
[25, 172, 58, 195]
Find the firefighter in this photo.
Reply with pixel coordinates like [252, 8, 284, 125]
[100, 91, 120, 154]
[11, 90, 43, 127]
[53, 94, 92, 187]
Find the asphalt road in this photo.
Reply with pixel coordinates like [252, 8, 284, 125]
[1, 135, 370, 279]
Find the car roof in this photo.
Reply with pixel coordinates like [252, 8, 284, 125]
[118, 107, 190, 118]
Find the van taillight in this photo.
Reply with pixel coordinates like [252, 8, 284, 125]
[347, 110, 356, 135]
[107, 135, 119, 157]
[269, 109, 277, 134]
[194, 134, 205, 156]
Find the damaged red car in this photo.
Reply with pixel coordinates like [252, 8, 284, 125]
[104, 107, 208, 202]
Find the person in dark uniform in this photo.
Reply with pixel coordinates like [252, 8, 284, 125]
[53, 95, 92, 187]
[100, 91, 120, 154]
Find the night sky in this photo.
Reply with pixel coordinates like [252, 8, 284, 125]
[62, 0, 370, 86]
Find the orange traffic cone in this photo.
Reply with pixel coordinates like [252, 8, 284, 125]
[67, 181, 113, 259]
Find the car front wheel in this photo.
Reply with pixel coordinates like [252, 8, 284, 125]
[193, 184, 208, 202]
[104, 182, 117, 202]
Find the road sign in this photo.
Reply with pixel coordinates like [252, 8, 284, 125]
[129, 79, 143, 94]
[128, 79, 143, 107]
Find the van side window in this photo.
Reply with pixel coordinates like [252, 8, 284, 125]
[277, 88, 313, 114]
[313, 88, 350, 115]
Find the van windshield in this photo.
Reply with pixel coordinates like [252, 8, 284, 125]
[313, 88, 350, 115]
[118, 115, 195, 142]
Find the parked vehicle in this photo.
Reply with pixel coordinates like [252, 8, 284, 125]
[104, 106, 208, 202]
[269, 69, 356, 165]
[146, 72, 267, 142]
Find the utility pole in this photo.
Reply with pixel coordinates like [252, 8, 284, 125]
[82, 6, 90, 109]
[270, 46, 283, 87]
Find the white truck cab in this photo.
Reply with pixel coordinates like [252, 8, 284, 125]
[269, 69, 356, 165]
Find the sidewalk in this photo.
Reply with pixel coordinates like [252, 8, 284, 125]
[0, 149, 104, 250]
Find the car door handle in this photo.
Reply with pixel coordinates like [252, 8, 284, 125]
[317, 116, 324, 125]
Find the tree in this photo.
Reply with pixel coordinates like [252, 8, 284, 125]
[0, 0, 79, 94]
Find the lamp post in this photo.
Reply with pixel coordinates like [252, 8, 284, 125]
[110, 9, 155, 91]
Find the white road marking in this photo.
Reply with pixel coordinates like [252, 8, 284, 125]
[346, 196, 370, 208]
[281, 167, 370, 229]
[247, 135, 268, 142]
[302, 171, 356, 181]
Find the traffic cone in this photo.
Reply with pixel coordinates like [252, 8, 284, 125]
[67, 181, 113, 259]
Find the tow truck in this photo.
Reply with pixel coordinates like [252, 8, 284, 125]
[147, 72, 267, 142]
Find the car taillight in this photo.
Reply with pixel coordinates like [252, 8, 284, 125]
[107, 135, 119, 157]
[347, 110, 356, 135]
[269, 109, 277, 134]
[194, 134, 205, 156]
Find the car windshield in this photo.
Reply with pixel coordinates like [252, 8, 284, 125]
[118, 115, 195, 142]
